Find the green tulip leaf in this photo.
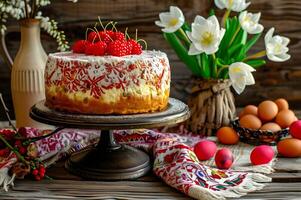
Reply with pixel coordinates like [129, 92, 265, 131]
[244, 33, 262, 54]
[201, 53, 211, 78]
[228, 43, 244, 56]
[181, 22, 191, 32]
[209, 9, 215, 16]
[216, 58, 226, 67]
[163, 32, 201, 76]
[245, 59, 266, 68]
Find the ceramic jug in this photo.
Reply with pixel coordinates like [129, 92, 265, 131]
[11, 19, 49, 128]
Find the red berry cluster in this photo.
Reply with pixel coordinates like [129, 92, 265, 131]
[72, 30, 143, 56]
[31, 164, 46, 181]
[0, 128, 48, 181]
[14, 140, 27, 155]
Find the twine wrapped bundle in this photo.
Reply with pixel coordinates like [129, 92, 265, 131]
[186, 79, 236, 135]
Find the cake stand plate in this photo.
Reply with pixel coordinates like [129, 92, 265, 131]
[30, 98, 190, 180]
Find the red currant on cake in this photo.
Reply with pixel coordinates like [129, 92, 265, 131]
[107, 40, 131, 56]
[114, 32, 126, 41]
[72, 40, 89, 53]
[93, 41, 107, 56]
[85, 42, 96, 55]
[99, 31, 114, 44]
[128, 39, 142, 55]
[105, 30, 115, 39]
[87, 31, 99, 42]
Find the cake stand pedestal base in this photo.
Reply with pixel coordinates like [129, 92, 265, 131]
[65, 130, 150, 180]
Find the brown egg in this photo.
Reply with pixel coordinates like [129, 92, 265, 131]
[260, 122, 282, 132]
[238, 110, 245, 118]
[275, 98, 289, 111]
[239, 114, 262, 130]
[275, 109, 296, 128]
[258, 100, 278, 121]
[217, 127, 239, 145]
[243, 105, 258, 117]
[277, 138, 301, 158]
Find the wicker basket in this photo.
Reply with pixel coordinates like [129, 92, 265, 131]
[186, 79, 236, 136]
[231, 119, 289, 146]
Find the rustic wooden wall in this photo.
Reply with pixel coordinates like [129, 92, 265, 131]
[1, 0, 301, 120]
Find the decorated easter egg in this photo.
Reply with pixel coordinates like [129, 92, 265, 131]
[289, 120, 301, 139]
[258, 100, 278, 121]
[277, 138, 301, 158]
[239, 114, 262, 130]
[275, 109, 296, 128]
[275, 98, 289, 111]
[215, 148, 234, 169]
[250, 145, 274, 165]
[217, 127, 239, 145]
[194, 140, 217, 161]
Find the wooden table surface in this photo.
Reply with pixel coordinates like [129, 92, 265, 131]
[0, 122, 300, 199]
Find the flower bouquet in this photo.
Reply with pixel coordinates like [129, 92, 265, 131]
[155, 0, 291, 135]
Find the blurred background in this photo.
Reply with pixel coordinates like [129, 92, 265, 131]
[0, 0, 300, 120]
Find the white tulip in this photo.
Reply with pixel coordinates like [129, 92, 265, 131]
[229, 62, 255, 94]
[214, 0, 250, 12]
[155, 6, 185, 33]
[186, 15, 225, 55]
[239, 11, 264, 34]
[264, 28, 291, 62]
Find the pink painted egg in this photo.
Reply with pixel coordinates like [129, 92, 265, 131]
[290, 120, 301, 139]
[250, 145, 274, 165]
[194, 140, 217, 161]
[215, 148, 234, 169]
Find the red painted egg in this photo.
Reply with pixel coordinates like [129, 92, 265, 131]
[215, 148, 234, 169]
[194, 140, 217, 161]
[250, 145, 274, 165]
[290, 120, 301, 139]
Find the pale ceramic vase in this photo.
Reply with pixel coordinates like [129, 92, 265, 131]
[11, 19, 49, 128]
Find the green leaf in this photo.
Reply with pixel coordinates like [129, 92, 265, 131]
[216, 58, 226, 67]
[232, 29, 247, 46]
[218, 17, 239, 60]
[174, 29, 190, 47]
[228, 43, 244, 56]
[209, 9, 215, 16]
[163, 33, 202, 76]
[181, 22, 191, 32]
[245, 59, 266, 68]
[229, 29, 247, 61]
[219, 67, 229, 79]
[201, 54, 211, 78]
[244, 33, 262, 53]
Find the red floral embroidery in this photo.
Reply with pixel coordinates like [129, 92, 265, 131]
[83, 75, 106, 98]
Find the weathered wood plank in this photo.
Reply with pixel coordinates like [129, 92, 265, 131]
[1, 180, 301, 200]
[231, 182, 301, 199]
[270, 172, 301, 182]
[1, 179, 190, 199]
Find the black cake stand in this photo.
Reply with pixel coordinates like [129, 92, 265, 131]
[30, 98, 190, 180]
